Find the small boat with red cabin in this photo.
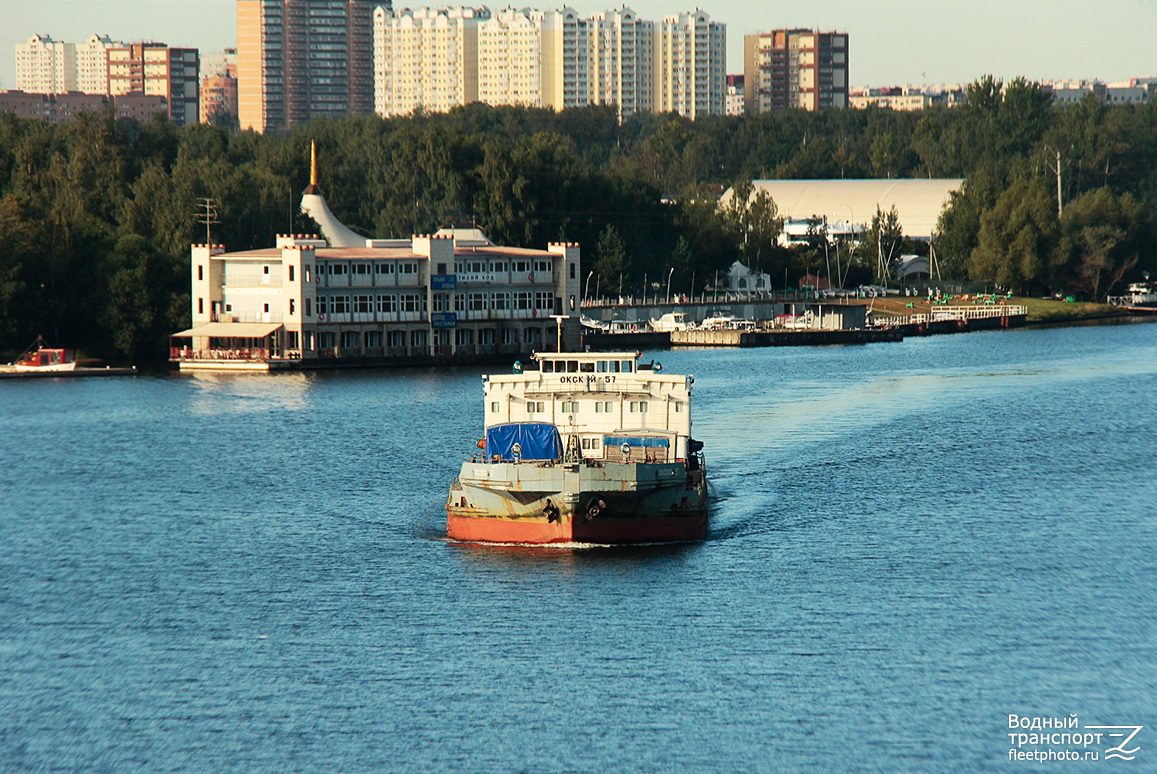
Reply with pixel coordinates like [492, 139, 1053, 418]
[11, 337, 76, 373]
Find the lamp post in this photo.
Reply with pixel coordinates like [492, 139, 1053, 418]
[584, 270, 594, 302]
[666, 267, 674, 304]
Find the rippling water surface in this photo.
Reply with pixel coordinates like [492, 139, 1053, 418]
[2, 322, 1155, 772]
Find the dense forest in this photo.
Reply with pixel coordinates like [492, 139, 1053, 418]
[1, 75, 1155, 361]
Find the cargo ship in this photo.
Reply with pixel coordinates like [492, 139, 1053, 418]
[446, 351, 708, 544]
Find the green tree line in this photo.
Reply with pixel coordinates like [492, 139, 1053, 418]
[2, 77, 1156, 361]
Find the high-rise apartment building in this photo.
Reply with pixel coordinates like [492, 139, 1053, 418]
[107, 43, 200, 126]
[238, 0, 377, 133]
[653, 10, 725, 119]
[371, 5, 722, 120]
[478, 8, 545, 108]
[587, 7, 653, 117]
[75, 35, 120, 95]
[15, 35, 76, 94]
[373, 5, 486, 117]
[743, 29, 848, 112]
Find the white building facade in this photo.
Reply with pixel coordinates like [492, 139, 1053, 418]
[478, 8, 546, 107]
[653, 11, 725, 118]
[174, 230, 582, 369]
[372, 6, 722, 119]
[373, 5, 488, 117]
[587, 7, 654, 117]
[15, 35, 76, 94]
[76, 35, 121, 94]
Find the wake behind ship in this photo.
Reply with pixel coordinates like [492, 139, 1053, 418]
[446, 351, 707, 544]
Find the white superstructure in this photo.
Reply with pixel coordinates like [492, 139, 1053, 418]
[483, 351, 693, 461]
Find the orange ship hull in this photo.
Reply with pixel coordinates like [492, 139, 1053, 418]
[446, 512, 707, 545]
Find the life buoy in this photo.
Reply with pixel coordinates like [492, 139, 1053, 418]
[528, 272, 535, 282]
[318, 312, 326, 322]
[532, 308, 538, 317]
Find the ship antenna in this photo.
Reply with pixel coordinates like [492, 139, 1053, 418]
[310, 140, 318, 188]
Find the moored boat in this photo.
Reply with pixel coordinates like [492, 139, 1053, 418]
[11, 337, 76, 373]
[649, 312, 690, 332]
[1108, 280, 1157, 313]
[446, 351, 708, 544]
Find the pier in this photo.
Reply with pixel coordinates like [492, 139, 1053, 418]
[583, 327, 902, 350]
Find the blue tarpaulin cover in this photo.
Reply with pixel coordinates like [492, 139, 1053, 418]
[486, 423, 563, 462]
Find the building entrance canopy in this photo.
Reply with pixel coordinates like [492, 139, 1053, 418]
[173, 322, 283, 338]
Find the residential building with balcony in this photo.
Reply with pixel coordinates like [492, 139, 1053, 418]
[653, 10, 725, 118]
[15, 35, 76, 94]
[76, 35, 121, 94]
[373, 5, 487, 116]
[237, 0, 377, 132]
[587, 7, 654, 118]
[744, 28, 848, 112]
[107, 43, 200, 125]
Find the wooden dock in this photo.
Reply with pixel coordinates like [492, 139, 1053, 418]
[583, 328, 902, 350]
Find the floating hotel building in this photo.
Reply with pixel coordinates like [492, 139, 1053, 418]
[171, 150, 581, 370]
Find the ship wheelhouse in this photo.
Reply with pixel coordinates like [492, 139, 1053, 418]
[480, 351, 695, 463]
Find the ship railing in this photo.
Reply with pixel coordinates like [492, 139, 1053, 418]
[170, 347, 272, 361]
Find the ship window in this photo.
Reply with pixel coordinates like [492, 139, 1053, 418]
[562, 401, 580, 413]
[580, 362, 594, 373]
[491, 401, 500, 412]
[542, 360, 554, 373]
[621, 360, 634, 373]
[197, 264, 203, 280]
[597, 361, 608, 372]
[674, 401, 683, 413]
[567, 360, 579, 373]
[581, 438, 590, 449]
[629, 401, 648, 413]
[289, 265, 295, 282]
[592, 437, 600, 449]
[527, 401, 545, 413]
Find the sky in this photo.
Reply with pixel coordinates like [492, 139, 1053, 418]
[3, 0, 1155, 93]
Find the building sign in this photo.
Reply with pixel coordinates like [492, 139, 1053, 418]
[431, 274, 456, 290]
[431, 312, 458, 329]
[458, 273, 495, 284]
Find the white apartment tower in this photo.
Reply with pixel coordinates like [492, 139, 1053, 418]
[587, 7, 654, 117]
[654, 11, 725, 118]
[76, 35, 120, 94]
[374, 5, 488, 117]
[15, 35, 77, 94]
[371, 6, 721, 119]
[476, 7, 591, 110]
[478, 8, 545, 108]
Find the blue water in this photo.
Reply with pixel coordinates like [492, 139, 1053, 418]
[2, 322, 1155, 772]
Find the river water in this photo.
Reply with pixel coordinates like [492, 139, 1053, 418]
[2, 322, 1155, 772]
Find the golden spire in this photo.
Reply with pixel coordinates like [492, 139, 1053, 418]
[303, 140, 321, 195]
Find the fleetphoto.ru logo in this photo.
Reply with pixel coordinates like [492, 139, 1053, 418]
[1008, 714, 1144, 762]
